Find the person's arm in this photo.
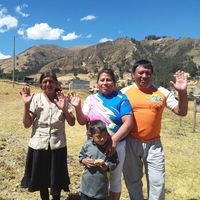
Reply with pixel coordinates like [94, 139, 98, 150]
[74, 103, 88, 125]
[79, 142, 95, 168]
[111, 114, 134, 148]
[23, 104, 34, 128]
[172, 90, 188, 116]
[170, 70, 188, 116]
[20, 87, 34, 128]
[63, 110, 75, 126]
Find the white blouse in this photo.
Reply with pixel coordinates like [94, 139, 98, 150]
[28, 93, 72, 150]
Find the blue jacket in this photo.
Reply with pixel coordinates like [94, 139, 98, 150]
[79, 139, 119, 199]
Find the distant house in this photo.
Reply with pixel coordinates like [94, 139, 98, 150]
[23, 76, 35, 85]
[69, 79, 90, 90]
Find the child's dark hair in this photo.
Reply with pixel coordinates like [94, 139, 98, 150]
[88, 120, 108, 136]
[132, 59, 153, 73]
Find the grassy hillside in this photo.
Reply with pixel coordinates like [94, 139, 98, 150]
[0, 80, 200, 200]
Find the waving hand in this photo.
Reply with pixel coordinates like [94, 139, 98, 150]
[20, 87, 34, 105]
[170, 70, 187, 92]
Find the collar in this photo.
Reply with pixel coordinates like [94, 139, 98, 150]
[98, 91, 117, 99]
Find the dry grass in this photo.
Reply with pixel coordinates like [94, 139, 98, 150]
[0, 80, 200, 200]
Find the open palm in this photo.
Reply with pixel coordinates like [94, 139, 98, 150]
[56, 91, 67, 110]
[20, 87, 34, 105]
[170, 70, 187, 91]
[68, 92, 81, 107]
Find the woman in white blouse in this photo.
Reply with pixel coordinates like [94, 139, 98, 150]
[20, 71, 75, 200]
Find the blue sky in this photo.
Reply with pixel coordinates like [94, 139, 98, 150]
[0, 0, 200, 59]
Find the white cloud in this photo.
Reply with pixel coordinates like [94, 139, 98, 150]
[80, 15, 96, 21]
[0, 52, 11, 60]
[17, 27, 25, 36]
[15, 4, 29, 17]
[99, 37, 113, 43]
[18, 23, 80, 41]
[62, 32, 80, 41]
[0, 6, 18, 32]
[25, 23, 64, 40]
[86, 34, 92, 38]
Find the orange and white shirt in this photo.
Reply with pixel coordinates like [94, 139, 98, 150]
[121, 83, 178, 141]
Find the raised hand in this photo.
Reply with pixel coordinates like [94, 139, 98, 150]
[170, 70, 187, 92]
[55, 91, 67, 110]
[20, 87, 34, 105]
[67, 92, 81, 107]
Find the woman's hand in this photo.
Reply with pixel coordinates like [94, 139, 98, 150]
[55, 91, 67, 110]
[103, 134, 116, 156]
[20, 87, 34, 105]
[106, 138, 117, 156]
[110, 138, 117, 154]
[56, 91, 75, 126]
[20, 87, 34, 128]
[67, 92, 81, 107]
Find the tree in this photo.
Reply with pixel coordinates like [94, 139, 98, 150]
[145, 35, 161, 40]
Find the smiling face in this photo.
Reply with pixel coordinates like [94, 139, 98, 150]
[97, 72, 115, 96]
[132, 65, 153, 89]
[40, 76, 58, 96]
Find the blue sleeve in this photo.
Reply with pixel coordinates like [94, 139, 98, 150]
[120, 94, 133, 117]
[79, 142, 88, 163]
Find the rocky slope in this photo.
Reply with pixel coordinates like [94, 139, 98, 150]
[0, 37, 200, 80]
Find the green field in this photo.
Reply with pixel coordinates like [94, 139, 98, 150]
[0, 80, 200, 200]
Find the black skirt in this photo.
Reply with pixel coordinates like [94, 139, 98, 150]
[21, 146, 70, 192]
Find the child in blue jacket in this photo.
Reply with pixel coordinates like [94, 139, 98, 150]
[79, 120, 119, 200]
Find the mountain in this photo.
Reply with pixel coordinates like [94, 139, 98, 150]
[0, 36, 199, 84]
[0, 45, 71, 74]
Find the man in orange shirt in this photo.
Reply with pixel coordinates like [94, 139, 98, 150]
[121, 59, 188, 200]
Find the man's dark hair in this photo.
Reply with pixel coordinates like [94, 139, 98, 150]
[88, 120, 108, 136]
[132, 59, 153, 73]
